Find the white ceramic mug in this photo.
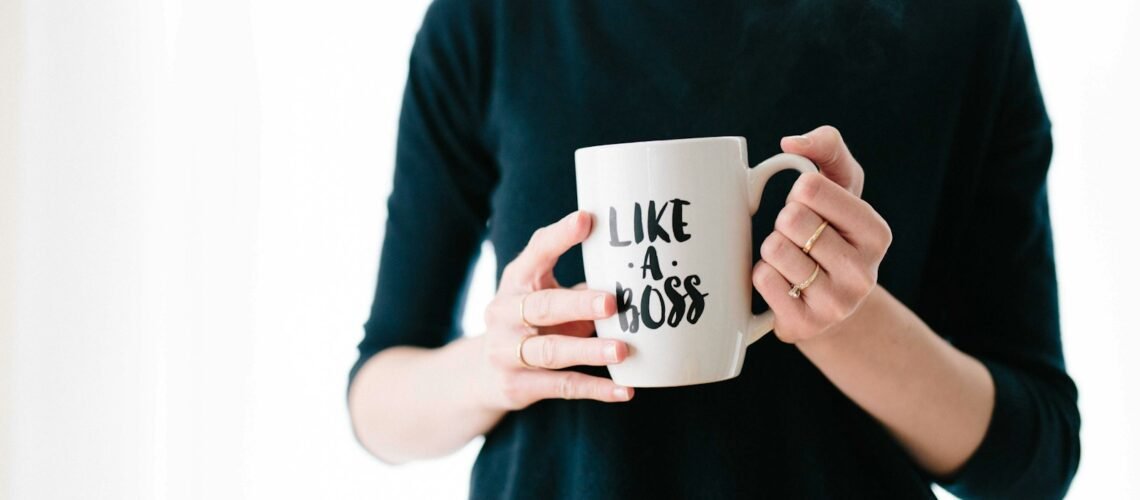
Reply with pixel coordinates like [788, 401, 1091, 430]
[576, 137, 817, 387]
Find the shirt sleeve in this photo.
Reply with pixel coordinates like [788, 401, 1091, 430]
[348, 0, 496, 391]
[929, 2, 1080, 498]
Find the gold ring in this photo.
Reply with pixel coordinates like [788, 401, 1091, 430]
[520, 292, 536, 331]
[802, 221, 829, 254]
[788, 264, 821, 298]
[517, 334, 537, 369]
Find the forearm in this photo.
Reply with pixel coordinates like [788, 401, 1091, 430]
[796, 285, 995, 478]
[348, 336, 503, 464]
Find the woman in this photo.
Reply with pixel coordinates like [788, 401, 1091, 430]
[348, 1, 1080, 498]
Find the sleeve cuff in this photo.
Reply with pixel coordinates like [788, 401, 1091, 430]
[939, 358, 1037, 498]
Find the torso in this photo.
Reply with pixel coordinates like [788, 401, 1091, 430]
[469, 1, 995, 497]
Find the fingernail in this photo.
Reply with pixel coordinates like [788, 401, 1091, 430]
[613, 387, 632, 400]
[785, 135, 812, 147]
[570, 210, 589, 225]
[593, 294, 608, 316]
[604, 342, 620, 363]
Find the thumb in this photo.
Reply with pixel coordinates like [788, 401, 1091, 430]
[779, 125, 864, 197]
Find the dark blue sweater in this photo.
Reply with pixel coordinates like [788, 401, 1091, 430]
[351, 1, 1080, 498]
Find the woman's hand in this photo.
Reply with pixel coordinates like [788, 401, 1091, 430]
[475, 211, 635, 411]
[752, 125, 893, 343]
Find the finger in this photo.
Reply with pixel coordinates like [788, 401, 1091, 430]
[546, 283, 600, 335]
[523, 370, 635, 403]
[485, 289, 614, 332]
[780, 125, 864, 196]
[751, 261, 807, 341]
[759, 232, 834, 313]
[786, 173, 889, 249]
[514, 289, 615, 327]
[520, 334, 628, 369]
[540, 320, 596, 337]
[505, 211, 592, 285]
[773, 201, 856, 273]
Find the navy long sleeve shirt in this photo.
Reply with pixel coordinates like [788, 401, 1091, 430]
[350, 1, 1081, 498]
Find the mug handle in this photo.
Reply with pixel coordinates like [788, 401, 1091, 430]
[744, 153, 819, 345]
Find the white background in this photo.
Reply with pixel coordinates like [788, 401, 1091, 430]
[1, 0, 1136, 498]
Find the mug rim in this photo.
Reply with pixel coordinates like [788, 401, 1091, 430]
[575, 136, 744, 155]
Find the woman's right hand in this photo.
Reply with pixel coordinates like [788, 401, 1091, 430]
[474, 211, 635, 411]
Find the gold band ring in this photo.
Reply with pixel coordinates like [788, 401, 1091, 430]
[802, 221, 829, 254]
[517, 334, 537, 369]
[520, 292, 537, 331]
[788, 264, 821, 299]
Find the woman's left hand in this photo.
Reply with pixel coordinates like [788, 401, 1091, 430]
[752, 125, 893, 343]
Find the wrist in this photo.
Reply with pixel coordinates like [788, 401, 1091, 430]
[796, 285, 888, 354]
[458, 335, 509, 418]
